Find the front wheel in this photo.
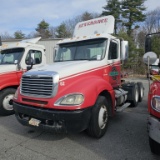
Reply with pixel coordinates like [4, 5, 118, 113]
[87, 96, 110, 138]
[149, 137, 160, 155]
[0, 88, 16, 116]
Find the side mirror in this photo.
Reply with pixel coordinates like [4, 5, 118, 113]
[54, 45, 58, 61]
[30, 57, 36, 65]
[26, 53, 36, 71]
[143, 52, 157, 65]
[145, 35, 152, 53]
[26, 53, 36, 65]
[31, 53, 35, 65]
[121, 41, 128, 60]
[54, 47, 57, 60]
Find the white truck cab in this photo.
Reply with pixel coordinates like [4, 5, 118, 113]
[0, 37, 46, 115]
[13, 16, 144, 138]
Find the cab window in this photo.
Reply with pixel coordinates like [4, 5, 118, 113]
[108, 41, 118, 60]
[25, 50, 42, 65]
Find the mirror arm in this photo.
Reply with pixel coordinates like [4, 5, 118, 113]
[147, 56, 151, 91]
[26, 62, 34, 71]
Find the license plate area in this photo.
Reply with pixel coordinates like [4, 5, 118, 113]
[29, 118, 41, 126]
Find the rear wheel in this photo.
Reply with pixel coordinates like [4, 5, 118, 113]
[137, 82, 144, 102]
[0, 88, 16, 116]
[130, 83, 139, 107]
[149, 137, 160, 155]
[87, 96, 110, 138]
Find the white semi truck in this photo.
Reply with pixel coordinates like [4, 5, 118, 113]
[13, 16, 144, 138]
[0, 37, 58, 115]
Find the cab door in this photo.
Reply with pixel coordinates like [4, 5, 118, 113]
[107, 39, 121, 88]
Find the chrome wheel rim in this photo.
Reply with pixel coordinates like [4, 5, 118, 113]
[140, 87, 144, 98]
[2, 94, 14, 111]
[135, 89, 139, 102]
[98, 105, 108, 129]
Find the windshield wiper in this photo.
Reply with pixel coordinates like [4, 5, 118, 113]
[88, 59, 98, 61]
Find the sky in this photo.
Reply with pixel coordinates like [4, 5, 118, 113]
[0, 0, 160, 36]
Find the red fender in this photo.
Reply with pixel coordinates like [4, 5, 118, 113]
[16, 75, 115, 112]
[0, 71, 23, 90]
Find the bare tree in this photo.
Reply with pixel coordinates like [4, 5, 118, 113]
[0, 32, 13, 40]
[81, 11, 94, 21]
[62, 16, 82, 37]
[49, 26, 57, 38]
[61, 12, 99, 37]
[136, 29, 146, 48]
[143, 8, 160, 33]
[26, 31, 39, 38]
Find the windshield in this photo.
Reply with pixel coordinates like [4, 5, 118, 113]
[0, 48, 24, 65]
[55, 38, 107, 62]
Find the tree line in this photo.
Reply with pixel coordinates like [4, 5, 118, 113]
[1, 0, 160, 75]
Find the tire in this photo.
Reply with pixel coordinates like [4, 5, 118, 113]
[87, 96, 110, 138]
[130, 83, 139, 107]
[0, 88, 16, 116]
[137, 82, 144, 102]
[149, 137, 160, 155]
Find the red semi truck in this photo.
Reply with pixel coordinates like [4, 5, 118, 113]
[143, 32, 160, 154]
[13, 16, 144, 138]
[0, 37, 47, 115]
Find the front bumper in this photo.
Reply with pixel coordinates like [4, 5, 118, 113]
[13, 102, 92, 133]
[148, 115, 160, 144]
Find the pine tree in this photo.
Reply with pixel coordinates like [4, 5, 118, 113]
[14, 30, 25, 39]
[121, 0, 146, 36]
[81, 12, 93, 21]
[55, 23, 72, 38]
[35, 20, 52, 38]
[101, 0, 121, 34]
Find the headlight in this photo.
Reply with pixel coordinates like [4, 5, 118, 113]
[151, 96, 160, 112]
[55, 93, 84, 106]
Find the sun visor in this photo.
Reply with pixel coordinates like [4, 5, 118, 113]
[20, 37, 41, 44]
[73, 15, 115, 37]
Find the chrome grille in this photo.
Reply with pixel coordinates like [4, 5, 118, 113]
[21, 74, 55, 98]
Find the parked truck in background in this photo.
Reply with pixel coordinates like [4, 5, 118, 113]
[3, 38, 61, 64]
[13, 16, 144, 138]
[143, 32, 160, 155]
[147, 59, 159, 78]
[0, 37, 49, 116]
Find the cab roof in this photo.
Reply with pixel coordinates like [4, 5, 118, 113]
[0, 37, 45, 50]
